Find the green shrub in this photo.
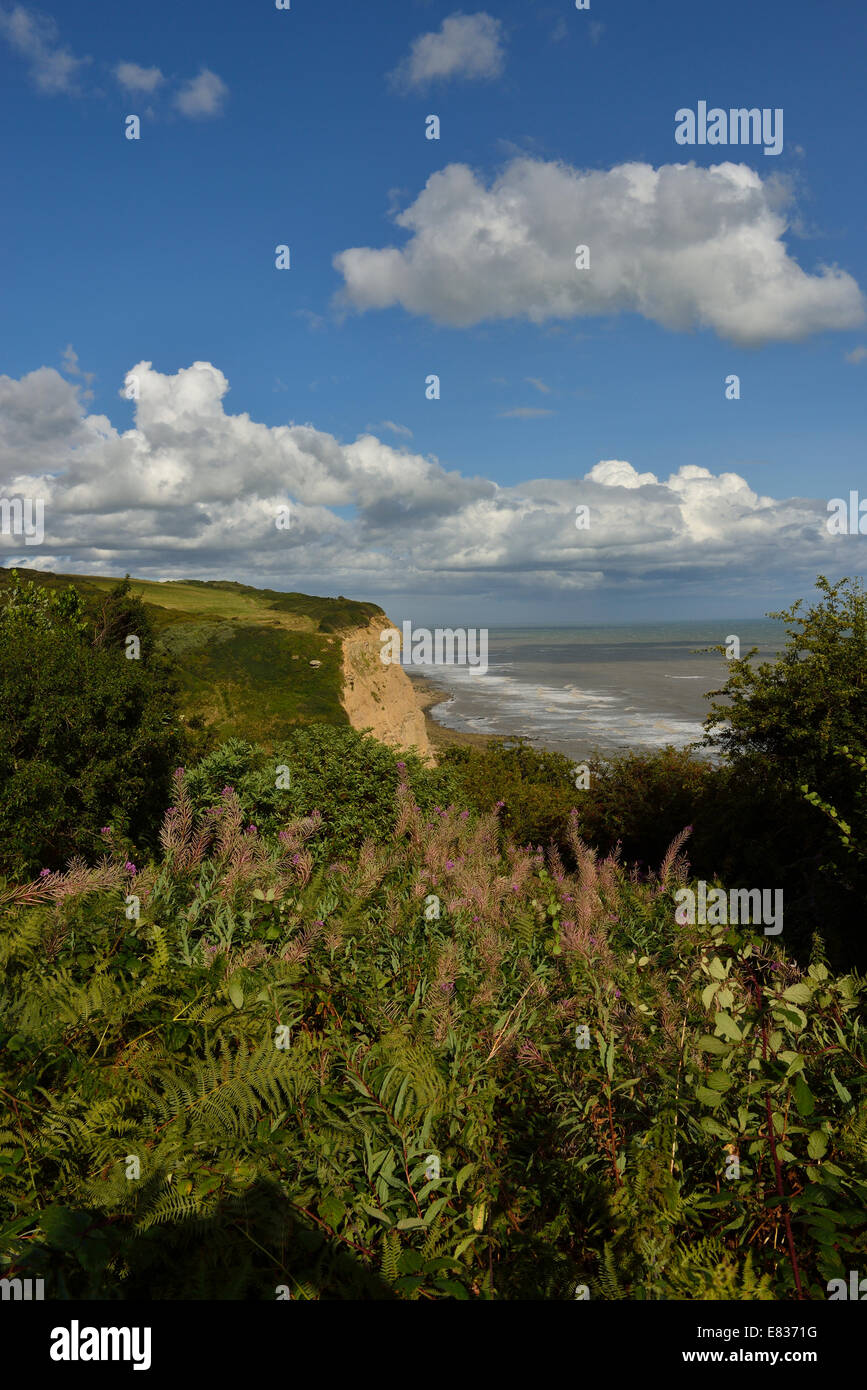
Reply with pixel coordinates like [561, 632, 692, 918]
[184, 725, 462, 861]
[1, 776, 864, 1300]
[0, 573, 183, 877]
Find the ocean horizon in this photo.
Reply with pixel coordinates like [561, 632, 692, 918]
[411, 618, 786, 761]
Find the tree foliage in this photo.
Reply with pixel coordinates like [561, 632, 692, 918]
[0, 572, 183, 877]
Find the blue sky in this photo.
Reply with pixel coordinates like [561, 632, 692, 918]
[1, 0, 865, 625]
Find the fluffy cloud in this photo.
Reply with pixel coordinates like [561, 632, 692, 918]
[115, 61, 164, 93]
[1, 7, 224, 115]
[174, 67, 228, 118]
[390, 12, 505, 91]
[0, 4, 88, 93]
[0, 361, 859, 614]
[334, 158, 865, 347]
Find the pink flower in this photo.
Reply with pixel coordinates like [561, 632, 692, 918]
[125, 861, 137, 875]
[39, 868, 51, 877]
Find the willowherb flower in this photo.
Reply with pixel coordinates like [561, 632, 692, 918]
[39, 868, 51, 877]
[125, 862, 137, 875]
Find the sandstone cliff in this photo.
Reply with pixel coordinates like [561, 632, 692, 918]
[340, 615, 432, 758]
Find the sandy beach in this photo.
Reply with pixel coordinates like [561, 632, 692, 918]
[407, 672, 496, 753]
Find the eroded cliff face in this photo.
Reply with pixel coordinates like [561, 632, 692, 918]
[340, 615, 432, 758]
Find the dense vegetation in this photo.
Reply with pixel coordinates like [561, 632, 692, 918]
[1, 768, 864, 1299]
[442, 578, 867, 973]
[0, 568, 383, 755]
[0, 574, 182, 879]
[1, 569, 865, 1300]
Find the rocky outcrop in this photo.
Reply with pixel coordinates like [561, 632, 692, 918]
[340, 615, 432, 758]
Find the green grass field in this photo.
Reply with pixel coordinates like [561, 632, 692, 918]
[0, 567, 386, 747]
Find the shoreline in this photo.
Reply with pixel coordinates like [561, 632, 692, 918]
[407, 670, 719, 766]
[406, 673, 497, 754]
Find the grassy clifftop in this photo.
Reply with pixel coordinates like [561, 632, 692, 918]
[0, 567, 386, 747]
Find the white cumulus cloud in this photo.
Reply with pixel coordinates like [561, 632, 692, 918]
[334, 157, 865, 347]
[390, 12, 505, 91]
[0, 362, 859, 613]
[174, 67, 228, 118]
[115, 61, 164, 93]
[0, 4, 89, 94]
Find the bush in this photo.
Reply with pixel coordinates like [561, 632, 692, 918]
[1, 775, 864, 1300]
[0, 573, 183, 877]
[183, 725, 463, 861]
[442, 739, 717, 872]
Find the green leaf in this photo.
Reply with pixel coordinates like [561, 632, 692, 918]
[454, 1235, 479, 1258]
[696, 1086, 724, 1108]
[432, 1278, 469, 1299]
[423, 1195, 451, 1226]
[698, 1035, 730, 1055]
[228, 979, 244, 1009]
[706, 1070, 733, 1092]
[708, 957, 728, 980]
[714, 1012, 742, 1042]
[699, 1116, 732, 1139]
[830, 1072, 852, 1105]
[702, 982, 719, 1010]
[793, 1074, 815, 1118]
[782, 983, 812, 1005]
[807, 1131, 828, 1160]
[317, 1195, 346, 1229]
[358, 1201, 391, 1225]
[396, 1218, 426, 1230]
[455, 1163, 475, 1195]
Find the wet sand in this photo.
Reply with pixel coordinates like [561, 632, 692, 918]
[407, 673, 496, 753]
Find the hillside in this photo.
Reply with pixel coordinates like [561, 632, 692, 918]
[0, 568, 430, 754]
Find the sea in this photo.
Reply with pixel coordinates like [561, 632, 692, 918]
[412, 620, 786, 762]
